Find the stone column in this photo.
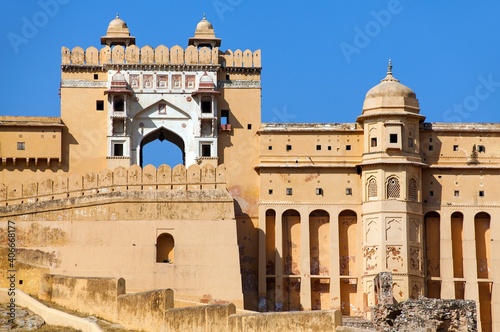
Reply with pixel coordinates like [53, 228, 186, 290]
[300, 208, 311, 311]
[439, 208, 455, 299]
[329, 206, 341, 310]
[462, 210, 478, 301]
[258, 206, 267, 312]
[274, 209, 283, 311]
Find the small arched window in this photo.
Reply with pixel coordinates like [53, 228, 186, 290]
[156, 233, 174, 263]
[387, 177, 400, 199]
[368, 178, 378, 200]
[408, 178, 418, 201]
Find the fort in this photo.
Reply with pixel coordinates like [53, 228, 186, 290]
[0, 14, 497, 331]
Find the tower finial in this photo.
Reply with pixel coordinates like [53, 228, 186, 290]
[116, 13, 119, 19]
[203, 13, 206, 20]
[381, 58, 399, 82]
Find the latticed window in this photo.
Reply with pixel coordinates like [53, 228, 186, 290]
[368, 178, 377, 200]
[387, 177, 400, 199]
[408, 178, 418, 201]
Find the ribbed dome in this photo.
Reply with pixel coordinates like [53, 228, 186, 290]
[365, 61, 416, 99]
[361, 60, 420, 115]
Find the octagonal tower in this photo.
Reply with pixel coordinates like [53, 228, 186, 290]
[356, 61, 427, 306]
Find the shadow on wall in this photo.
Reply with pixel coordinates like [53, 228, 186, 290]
[234, 199, 259, 311]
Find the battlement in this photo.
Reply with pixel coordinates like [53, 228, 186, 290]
[61, 45, 261, 68]
[0, 163, 227, 207]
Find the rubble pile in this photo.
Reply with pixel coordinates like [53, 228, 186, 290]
[372, 297, 477, 332]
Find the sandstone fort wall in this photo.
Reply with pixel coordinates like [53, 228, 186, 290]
[0, 163, 227, 207]
[62, 45, 261, 68]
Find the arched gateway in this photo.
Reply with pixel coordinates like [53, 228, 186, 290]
[105, 70, 219, 169]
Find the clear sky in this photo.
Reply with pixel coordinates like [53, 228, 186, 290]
[2, 1, 500, 166]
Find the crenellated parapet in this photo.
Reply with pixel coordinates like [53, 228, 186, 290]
[61, 45, 261, 69]
[0, 163, 227, 206]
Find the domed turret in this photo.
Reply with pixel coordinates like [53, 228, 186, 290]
[105, 70, 132, 95]
[192, 72, 220, 96]
[361, 60, 419, 115]
[188, 14, 221, 48]
[101, 14, 136, 46]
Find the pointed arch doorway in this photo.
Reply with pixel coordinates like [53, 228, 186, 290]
[140, 127, 185, 167]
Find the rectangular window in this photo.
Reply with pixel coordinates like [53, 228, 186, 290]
[226, 74, 230, 80]
[327, 146, 332, 151]
[316, 188, 323, 195]
[286, 188, 293, 195]
[429, 137, 433, 142]
[454, 190, 460, 197]
[201, 98, 212, 113]
[268, 146, 272, 150]
[286, 144, 292, 151]
[345, 188, 352, 195]
[479, 190, 485, 197]
[113, 143, 124, 156]
[316, 145, 321, 150]
[268, 189, 273, 195]
[247, 124, 252, 130]
[113, 95, 124, 112]
[96, 100, 104, 111]
[390, 134, 398, 143]
[17, 142, 25, 150]
[371, 137, 377, 147]
[346, 145, 351, 151]
[221, 110, 229, 125]
[478, 145, 485, 153]
[112, 119, 124, 134]
[201, 144, 211, 157]
[430, 191, 434, 197]
[429, 145, 434, 151]
[408, 138, 414, 148]
[453, 145, 459, 151]
[93, 74, 99, 80]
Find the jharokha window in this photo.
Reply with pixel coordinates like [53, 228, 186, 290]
[408, 178, 418, 201]
[368, 178, 377, 200]
[387, 177, 400, 199]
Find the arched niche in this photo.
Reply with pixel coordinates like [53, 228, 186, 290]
[156, 233, 174, 263]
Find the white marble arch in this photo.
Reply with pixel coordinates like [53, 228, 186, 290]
[107, 69, 219, 167]
[130, 99, 196, 166]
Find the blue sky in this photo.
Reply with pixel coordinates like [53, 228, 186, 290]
[2, 1, 500, 166]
